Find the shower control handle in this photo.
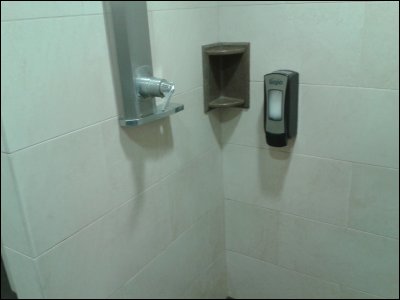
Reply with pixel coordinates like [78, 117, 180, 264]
[136, 76, 175, 111]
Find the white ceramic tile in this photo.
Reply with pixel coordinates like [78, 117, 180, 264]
[223, 144, 351, 225]
[150, 7, 218, 94]
[36, 182, 174, 299]
[147, 1, 218, 11]
[226, 251, 341, 299]
[107, 287, 127, 299]
[1, 1, 103, 20]
[166, 149, 223, 239]
[220, 1, 376, 6]
[278, 214, 399, 298]
[225, 199, 280, 263]
[280, 152, 351, 225]
[348, 164, 399, 239]
[180, 253, 227, 299]
[123, 206, 225, 299]
[156, 88, 222, 178]
[166, 159, 200, 238]
[221, 82, 267, 149]
[2, 247, 42, 299]
[100, 118, 164, 205]
[340, 286, 383, 299]
[294, 85, 399, 168]
[220, 2, 398, 89]
[1, 15, 117, 152]
[1, 154, 33, 256]
[219, 1, 287, 6]
[81, 1, 103, 15]
[220, 2, 362, 84]
[10, 125, 120, 256]
[100, 88, 221, 209]
[359, 2, 399, 89]
[223, 144, 289, 210]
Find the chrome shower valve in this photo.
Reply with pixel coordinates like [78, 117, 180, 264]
[136, 76, 175, 112]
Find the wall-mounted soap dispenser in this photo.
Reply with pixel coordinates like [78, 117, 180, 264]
[103, 1, 183, 127]
[264, 70, 299, 147]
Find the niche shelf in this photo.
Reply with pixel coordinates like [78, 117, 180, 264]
[202, 42, 250, 112]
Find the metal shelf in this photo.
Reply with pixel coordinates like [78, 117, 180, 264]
[119, 103, 184, 127]
[209, 96, 245, 108]
[204, 45, 247, 56]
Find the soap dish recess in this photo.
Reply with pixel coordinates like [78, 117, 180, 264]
[202, 42, 250, 112]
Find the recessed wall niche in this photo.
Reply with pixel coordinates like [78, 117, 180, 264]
[202, 42, 250, 112]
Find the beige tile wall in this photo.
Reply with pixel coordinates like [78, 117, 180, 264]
[1, 1, 398, 299]
[221, 1, 399, 299]
[1, 1, 226, 298]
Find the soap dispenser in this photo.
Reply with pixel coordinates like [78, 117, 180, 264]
[264, 70, 299, 147]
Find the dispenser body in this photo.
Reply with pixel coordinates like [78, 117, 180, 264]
[264, 70, 298, 147]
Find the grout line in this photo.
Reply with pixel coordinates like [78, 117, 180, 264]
[4, 115, 118, 155]
[336, 283, 385, 300]
[250, 80, 399, 91]
[1, 13, 103, 23]
[2, 246, 34, 261]
[147, 5, 219, 13]
[1, 246, 46, 298]
[225, 249, 385, 299]
[4, 86, 203, 156]
[332, 159, 398, 171]
[2, 247, 44, 298]
[226, 249, 342, 288]
[30, 188, 148, 259]
[225, 142, 399, 171]
[3, 156, 39, 257]
[345, 227, 399, 241]
[219, 1, 386, 8]
[173, 85, 203, 98]
[145, 0, 387, 12]
[299, 82, 399, 91]
[31, 186, 159, 259]
[224, 198, 399, 241]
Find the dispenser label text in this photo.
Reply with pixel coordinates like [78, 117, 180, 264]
[269, 79, 283, 85]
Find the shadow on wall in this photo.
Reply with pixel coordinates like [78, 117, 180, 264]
[119, 117, 173, 197]
[218, 108, 242, 147]
[260, 146, 292, 201]
[258, 105, 293, 199]
[207, 108, 225, 149]
[220, 103, 293, 200]
[1, 258, 17, 299]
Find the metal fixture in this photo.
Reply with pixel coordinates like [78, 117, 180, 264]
[103, 1, 183, 127]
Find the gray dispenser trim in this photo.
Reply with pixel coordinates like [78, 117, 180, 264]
[103, 1, 184, 127]
[202, 43, 250, 112]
